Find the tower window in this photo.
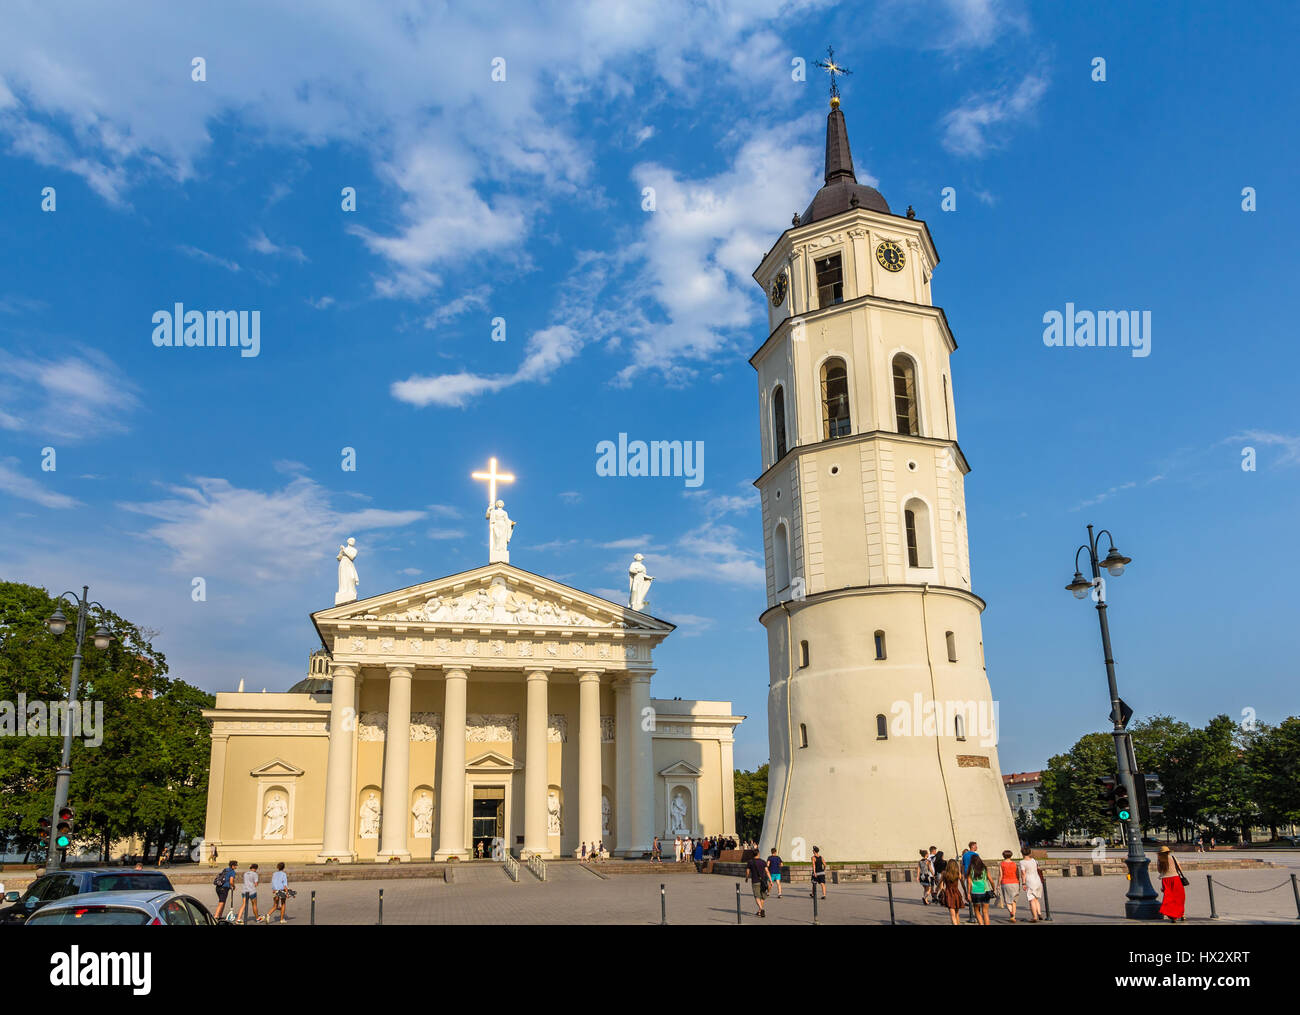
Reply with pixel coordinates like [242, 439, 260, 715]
[892, 354, 919, 436]
[903, 498, 933, 568]
[820, 358, 851, 439]
[773, 522, 791, 593]
[945, 631, 957, 663]
[876, 714, 888, 740]
[815, 253, 844, 306]
[799, 723, 809, 748]
[772, 385, 788, 461]
[955, 715, 966, 741]
[874, 630, 886, 660]
[799, 640, 810, 668]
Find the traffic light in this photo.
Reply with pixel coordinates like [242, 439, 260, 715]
[1137, 774, 1164, 823]
[55, 807, 74, 850]
[1096, 775, 1116, 809]
[37, 817, 51, 848]
[1114, 781, 1132, 822]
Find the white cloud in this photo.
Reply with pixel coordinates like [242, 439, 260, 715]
[424, 285, 492, 328]
[0, 348, 140, 440]
[177, 244, 241, 273]
[0, 458, 80, 508]
[941, 72, 1048, 157]
[1228, 430, 1300, 468]
[248, 227, 307, 262]
[119, 475, 424, 583]
[645, 520, 763, 586]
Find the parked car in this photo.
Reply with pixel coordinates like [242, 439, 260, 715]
[0, 868, 174, 925]
[25, 890, 216, 926]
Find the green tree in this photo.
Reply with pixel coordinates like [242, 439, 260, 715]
[0, 582, 213, 862]
[1246, 718, 1300, 838]
[733, 764, 768, 843]
[1036, 733, 1115, 839]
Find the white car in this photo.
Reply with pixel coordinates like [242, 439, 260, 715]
[24, 890, 218, 926]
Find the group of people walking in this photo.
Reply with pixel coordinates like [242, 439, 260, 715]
[743, 845, 827, 917]
[212, 860, 294, 925]
[919, 842, 1044, 925]
[648, 834, 748, 864]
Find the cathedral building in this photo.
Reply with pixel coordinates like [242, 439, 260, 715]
[752, 92, 1018, 860]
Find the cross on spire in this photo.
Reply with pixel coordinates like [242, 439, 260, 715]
[813, 45, 852, 107]
[472, 456, 515, 506]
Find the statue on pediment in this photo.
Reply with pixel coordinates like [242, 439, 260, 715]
[487, 499, 515, 563]
[629, 553, 653, 611]
[335, 538, 359, 605]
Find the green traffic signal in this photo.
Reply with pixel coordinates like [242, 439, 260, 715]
[1118, 809, 1131, 821]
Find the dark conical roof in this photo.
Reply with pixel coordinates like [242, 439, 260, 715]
[800, 105, 889, 225]
[288, 675, 332, 694]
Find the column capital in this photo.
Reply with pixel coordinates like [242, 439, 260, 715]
[330, 662, 358, 679]
[442, 666, 470, 680]
[626, 671, 653, 686]
[578, 669, 604, 683]
[385, 663, 413, 678]
[525, 668, 553, 681]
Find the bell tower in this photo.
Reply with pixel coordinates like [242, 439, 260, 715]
[752, 87, 1017, 861]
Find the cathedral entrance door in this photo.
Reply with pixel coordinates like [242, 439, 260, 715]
[471, 787, 505, 858]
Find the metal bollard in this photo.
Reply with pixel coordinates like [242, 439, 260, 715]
[378, 888, 384, 926]
[736, 882, 742, 923]
[1207, 875, 1217, 919]
[1292, 873, 1300, 920]
[660, 883, 667, 925]
[886, 870, 895, 925]
[813, 886, 819, 926]
[1042, 876, 1052, 922]
[311, 889, 316, 926]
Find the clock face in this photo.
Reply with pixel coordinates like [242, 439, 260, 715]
[769, 272, 789, 307]
[876, 240, 906, 273]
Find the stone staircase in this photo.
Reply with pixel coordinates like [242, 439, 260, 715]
[580, 860, 699, 876]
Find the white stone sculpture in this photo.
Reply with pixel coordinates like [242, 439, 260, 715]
[359, 792, 381, 839]
[466, 713, 518, 742]
[628, 553, 653, 611]
[670, 789, 689, 834]
[336, 537, 359, 604]
[602, 795, 611, 838]
[262, 791, 288, 839]
[487, 499, 515, 563]
[412, 792, 434, 838]
[547, 790, 562, 835]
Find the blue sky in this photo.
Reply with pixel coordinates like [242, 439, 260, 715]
[1, 1, 1296, 773]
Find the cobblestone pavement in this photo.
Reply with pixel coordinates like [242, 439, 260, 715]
[228, 865, 1299, 926]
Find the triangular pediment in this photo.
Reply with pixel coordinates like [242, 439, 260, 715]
[312, 562, 673, 635]
[466, 750, 520, 771]
[658, 760, 703, 779]
[250, 758, 304, 778]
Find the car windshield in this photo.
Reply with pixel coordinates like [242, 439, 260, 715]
[92, 874, 172, 892]
[27, 906, 151, 926]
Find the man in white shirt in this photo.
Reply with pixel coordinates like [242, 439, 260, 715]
[235, 863, 264, 924]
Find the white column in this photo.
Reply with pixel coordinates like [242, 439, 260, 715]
[524, 669, 551, 857]
[614, 679, 632, 855]
[577, 670, 602, 850]
[377, 664, 413, 862]
[628, 672, 655, 853]
[318, 663, 358, 862]
[435, 667, 469, 860]
[202, 734, 228, 862]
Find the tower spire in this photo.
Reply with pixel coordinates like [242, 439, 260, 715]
[824, 104, 856, 184]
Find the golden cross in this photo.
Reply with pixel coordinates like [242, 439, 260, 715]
[472, 456, 515, 506]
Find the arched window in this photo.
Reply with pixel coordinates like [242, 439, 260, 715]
[799, 723, 809, 748]
[772, 385, 788, 461]
[821, 358, 851, 439]
[892, 354, 919, 436]
[773, 522, 791, 593]
[876, 714, 888, 740]
[903, 498, 933, 569]
[799, 640, 810, 668]
[873, 630, 887, 660]
[955, 715, 966, 741]
[945, 631, 957, 662]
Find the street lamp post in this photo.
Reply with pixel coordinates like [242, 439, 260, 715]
[44, 586, 112, 871]
[1065, 525, 1161, 919]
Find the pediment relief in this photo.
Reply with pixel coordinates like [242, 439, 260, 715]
[250, 758, 305, 778]
[315, 564, 671, 634]
[658, 760, 702, 779]
[466, 750, 520, 771]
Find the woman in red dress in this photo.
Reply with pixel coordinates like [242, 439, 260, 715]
[1157, 846, 1186, 921]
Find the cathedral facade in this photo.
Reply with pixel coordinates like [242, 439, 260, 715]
[202, 557, 741, 863]
[752, 96, 1018, 860]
